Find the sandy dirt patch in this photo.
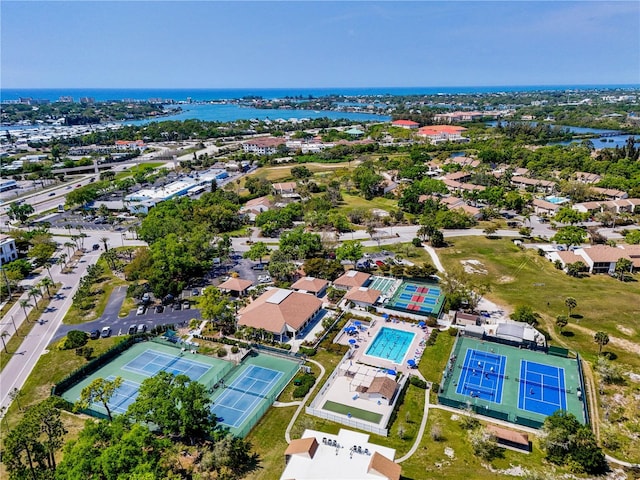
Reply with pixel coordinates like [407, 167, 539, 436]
[616, 324, 635, 337]
[460, 259, 488, 275]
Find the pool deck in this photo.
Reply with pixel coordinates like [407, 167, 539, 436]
[309, 317, 430, 432]
[336, 318, 430, 376]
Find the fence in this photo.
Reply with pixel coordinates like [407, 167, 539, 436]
[548, 345, 570, 357]
[305, 406, 388, 436]
[576, 353, 590, 426]
[438, 395, 536, 427]
[52, 336, 137, 396]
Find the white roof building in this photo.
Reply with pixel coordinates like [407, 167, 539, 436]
[281, 428, 401, 480]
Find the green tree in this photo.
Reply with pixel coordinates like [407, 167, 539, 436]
[552, 226, 587, 249]
[40, 276, 54, 298]
[198, 287, 235, 334]
[624, 229, 640, 244]
[594, 331, 609, 355]
[6, 202, 35, 223]
[279, 227, 322, 259]
[19, 300, 32, 320]
[4, 398, 67, 478]
[614, 258, 632, 281]
[335, 241, 363, 262]
[510, 305, 539, 326]
[565, 297, 577, 317]
[243, 241, 270, 264]
[541, 411, 607, 474]
[75, 376, 124, 421]
[63, 330, 89, 350]
[126, 371, 216, 444]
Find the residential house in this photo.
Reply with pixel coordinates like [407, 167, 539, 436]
[417, 125, 468, 144]
[391, 119, 419, 129]
[532, 198, 562, 216]
[239, 196, 272, 222]
[590, 187, 628, 200]
[290, 277, 329, 298]
[237, 288, 323, 340]
[574, 172, 602, 184]
[0, 235, 18, 264]
[510, 176, 556, 193]
[272, 182, 298, 195]
[574, 245, 640, 274]
[281, 428, 401, 480]
[434, 111, 486, 123]
[242, 137, 286, 156]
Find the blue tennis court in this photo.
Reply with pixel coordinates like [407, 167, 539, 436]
[455, 348, 507, 403]
[99, 377, 140, 414]
[212, 365, 283, 428]
[518, 361, 567, 416]
[122, 349, 211, 381]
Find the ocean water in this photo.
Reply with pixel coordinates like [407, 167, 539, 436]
[2, 85, 638, 103]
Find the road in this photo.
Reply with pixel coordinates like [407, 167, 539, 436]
[0, 231, 146, 412]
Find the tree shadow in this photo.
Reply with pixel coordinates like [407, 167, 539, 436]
[602, 351, 618, 361]
[570, 314, 583, 320]
[560, 331, 574, 337]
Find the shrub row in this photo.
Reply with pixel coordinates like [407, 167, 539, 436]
[425, 328, 440, 346]
[409, 375, 427, 389]
[195, 334, 250, 349]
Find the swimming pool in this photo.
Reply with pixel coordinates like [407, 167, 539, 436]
[545, 195, 569, 205]
[364, 327, 415, 364]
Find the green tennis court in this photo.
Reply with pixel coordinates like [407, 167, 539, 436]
[59, 339, 300, 437]
[438, 336, 588, 429]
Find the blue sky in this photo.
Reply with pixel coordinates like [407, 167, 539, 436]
[2, 1, 639, 88]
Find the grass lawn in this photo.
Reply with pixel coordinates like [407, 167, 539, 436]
[415, 409, 558, 480]
[438, 236, 640, 367]
[0, 336, 124, 443]
[113, 162, 165, 180]
[322, 400, 383, 423]
[63, 257, 128, 325]
[0, 284, 61, 372]
[418, 332, 456, 385]
[339, 192, 398, 214]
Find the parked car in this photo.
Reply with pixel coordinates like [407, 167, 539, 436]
[141, 293, 151, 304]
[192, 288, 200, 296]
[92, 244, 100, 250]
[101, 326, 111, 338]
[137, 324, 147, 334]
[154, 305, 164, 314]
[89, 329, 100, 340]
[128, 324, 137, 335]
[173, 302, 182, 311]
[136, 305, 146, 315]
[182, 302, 191, 310]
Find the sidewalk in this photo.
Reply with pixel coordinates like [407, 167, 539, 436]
[0, 239, 104, 410]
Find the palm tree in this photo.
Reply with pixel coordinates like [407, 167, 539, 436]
[43, 261, 55, 282]
[555, 315, 568, 333]
[28, 287, 41, 307]
[58, 253, 68, 269]
[100, 237, 109, 252]
[594, 331, 609, 355]
[63, 242, 75, 258]
[565, 297, 577, 317]
[19, 300, 32, 320]
[40, 277, 54, 298]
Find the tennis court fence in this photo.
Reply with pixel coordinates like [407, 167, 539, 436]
[437, 395, 544, 429]
[52, 337, 137, 397]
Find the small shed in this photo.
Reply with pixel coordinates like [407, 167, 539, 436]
[486, 425, 531, 453]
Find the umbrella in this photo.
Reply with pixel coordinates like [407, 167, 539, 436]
[407, 359, 416, 366]
[382, 313, 389, 319]
[387, 369, 397, 376]
[418, 321, 426, 327]
[354, 321, 362, 326]
[348, 339, 357, 345]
